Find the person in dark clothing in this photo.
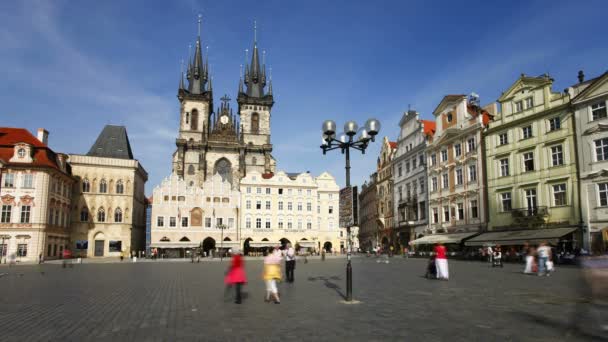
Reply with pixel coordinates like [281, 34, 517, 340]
[285, 243, 296, 283]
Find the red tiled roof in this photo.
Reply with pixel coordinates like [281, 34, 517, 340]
[389, 141, 397, 149]
[0, 127, 63, 171]
[421, 120, 436, 137]
[262, 172, 274, 179]
[466, 105, 494, 126]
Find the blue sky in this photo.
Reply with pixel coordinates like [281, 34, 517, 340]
[1, 0, 607, 194]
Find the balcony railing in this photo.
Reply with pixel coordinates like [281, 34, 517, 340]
[511, 206, 548, 219]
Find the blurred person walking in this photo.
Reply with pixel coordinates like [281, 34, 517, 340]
[524, 244, 536, 274]
[434, 243, 449, 280]
[285, 243, 296, 283]
[263, 247, 282, 304]
[537, 242, 552, 276]
[224, 250, 247, 304]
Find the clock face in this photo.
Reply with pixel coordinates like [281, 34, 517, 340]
[220, 115, 229, 124]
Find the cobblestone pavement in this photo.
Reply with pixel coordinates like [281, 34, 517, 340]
[0, 257, 605, 341]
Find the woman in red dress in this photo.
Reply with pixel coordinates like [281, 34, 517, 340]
[434, 243, 449, 280]
[225, 251, 247, 304]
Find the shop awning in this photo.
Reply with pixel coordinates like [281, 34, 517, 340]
[216, 241, 241, 249]
[249, 241, 279, 248]
[150, 242, 200, 248]
[297, 241, 317, 248]
[464, 227, 578, 246]
[410, 232, 478, 245]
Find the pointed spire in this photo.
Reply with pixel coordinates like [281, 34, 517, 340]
[243, 20, 264, 98]
[186, 44, 193, 81]
[268, 66, 273, 95]
[189, 14, 206, 94]
[208, 75, 213, 92]
[179, 59, 186, 91]
[238, 64, 244, 93]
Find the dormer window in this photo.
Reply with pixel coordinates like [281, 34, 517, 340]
[17, 148, 26, 158]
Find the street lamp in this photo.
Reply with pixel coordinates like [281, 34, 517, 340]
[320, 118, 380, 301]
[218, 223, 228, 261]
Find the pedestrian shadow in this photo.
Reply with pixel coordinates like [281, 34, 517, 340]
[507, 310, 607, 341]
[308, 276, 345, 300]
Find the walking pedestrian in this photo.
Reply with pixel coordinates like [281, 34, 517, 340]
[434, 243, 449, 280]
[524, 244, 536, 274]
[263, 247, 282, 304]
[285, 243, 296, 283]
[224, 250, 247, 304]
[487, 245, 493, 264]
[537, 242, 552, 276]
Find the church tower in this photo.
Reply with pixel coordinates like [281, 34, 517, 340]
[237, 22, 276, 175]
[173, 16, 213, 187]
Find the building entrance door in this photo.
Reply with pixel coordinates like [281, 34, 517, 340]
[94, 240, 104, 256]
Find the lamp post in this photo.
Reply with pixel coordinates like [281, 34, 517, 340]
[218, 223, 228, 261]
[320, 118, 381, 301]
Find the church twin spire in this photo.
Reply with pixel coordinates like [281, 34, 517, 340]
[241, 20, 272, 99]
[179, 14, 209, 96]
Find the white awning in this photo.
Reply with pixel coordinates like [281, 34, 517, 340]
[410, 232, 478, 245]
[297, 241, 317, 248]
[464, 227, 578, 246]
[150, 242, 199, 248]
[217, 241, 241, 249]
[249, 241, 279, 248]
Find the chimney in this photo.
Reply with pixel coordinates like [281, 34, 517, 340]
[37, 128, 49, 145]
[578, 70, 585, 83]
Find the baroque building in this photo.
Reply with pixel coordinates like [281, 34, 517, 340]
[467, 74, 580, 248]
[69, 125, 148, 257]
[0, 128, 75, 262]
[393, 109, 434, 247]
[358, 173, 378, 251]
[376, 137, 397, 249]
[569, 70, 608, 253]
[424, 95, 493, 242]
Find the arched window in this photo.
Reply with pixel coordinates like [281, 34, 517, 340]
[82, 179, 90, 193]
[97, 208, 106, 222]
[114, 208, 123, 223]
[191, 109, 199, 130]
[116, 180, 124, 194]
[188, 165, 195, 175]
[214, 158, 232, 183]
[251, 113, 259, 134]
[99, 179, 107, 193]
[80, 207, 89, 222]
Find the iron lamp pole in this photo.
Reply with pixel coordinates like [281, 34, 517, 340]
[218, 224, 228, 261]
[320, 118, 380, 301]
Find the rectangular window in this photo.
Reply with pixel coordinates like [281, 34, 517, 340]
[599, 183, 608, 207]
[398, 165, 402, 177]
[245, 217, 251, 229]
[287, 219, 293, 229]
[431, 177, 438, 192]
[17, 244, 27, 257]
[3, 173, 14, 188]
[246, 187, 251, 194]
[1, 205, 11, 223]
[522, 126, 532, 139]
[255, 218, 261, 229]
[454, 144, 462, 158]
[266, 220, 271, 229]
[216, 218, 223, 227]
[419, 201, 426, 220]
[246, 200, 251, 209]
[307, 202, 312, 211]
[442, 174, 448, 189]
[329, 206, 333, 214]
[266, 188, 271, 194]
[515, 100, 523, 112]
[256, 187, 261, 194]
[456, 169, 463, 185]
[307, 221, 312, 229]
[109, 241, 122, 252]
[420, 154, 424, 166]
[256, 201, 261, 210]
[278, 220, 284, 229]
[0, 244, 7, 257]
[500, 158, 510, 177]
[467, 138, 476, 152]
[549, 117, 561, 131]
[288, 189, 293, 195]
[551, 145, 564, 166]
[441, 150, 448, 162]
[553, 184, 567, 206]
[499, 133, 508, 146]
[501, 193, 512, 212]
[431, 154, 437, 166]
[525, 97, 534, 109]
[317, 206, 320, 214]
[432, 208, 438, 223]
[443, 206, 449, 222]
[288, 202, 293, 211]
[457, 203, 464, 220]
[420, 179, 424, 193]
[169, 217, 176, 227]
[278, 201, 283, 210]
[592, 102, 608, 121]
[205, 217, 212, 228]
[297, 202, 302, 211]
[298, 219, 303, 229]
[20, 205, 31, 223]
[181, 217, 188, 227]
[22, 174, 34, 188]
[157, 216, 164, 227]
[278, 188, 283, 195]
[266, 201, 271, 210]
[405, 162, 410, 173]
[412, 158, 417, 169]
[523, 152, 535, 172]
[595, 138, 608, 161]
[470, 200, 479, 218]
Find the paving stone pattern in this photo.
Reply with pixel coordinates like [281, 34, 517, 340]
[0, 258, 604, 341]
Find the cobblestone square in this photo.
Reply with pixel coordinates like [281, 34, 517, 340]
[0, 258, 603, 341]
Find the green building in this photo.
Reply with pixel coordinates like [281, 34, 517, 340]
[467, 74, 581, 250]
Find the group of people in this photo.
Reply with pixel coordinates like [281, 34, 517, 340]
[523, 242, 554, 276]
[224, 243, 296, 304]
